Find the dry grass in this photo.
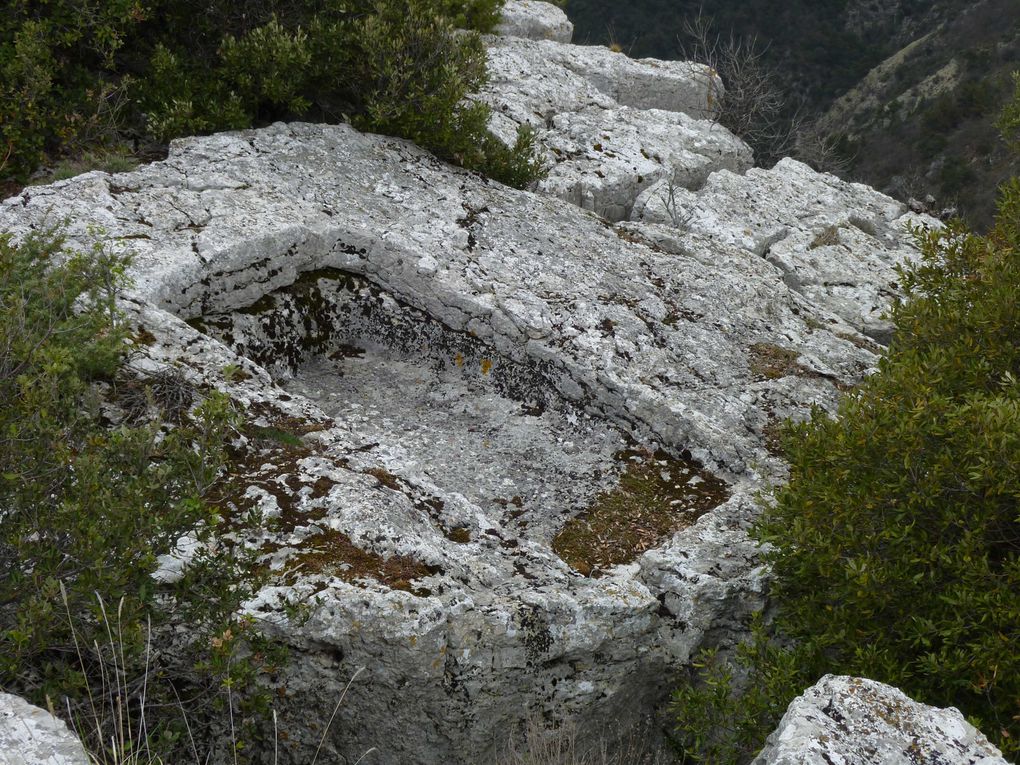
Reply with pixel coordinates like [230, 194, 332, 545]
[498, 717, 678, 765]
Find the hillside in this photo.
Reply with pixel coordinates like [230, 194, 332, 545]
[816, 0, 1020, 229]
[565, 0, 1020, 228]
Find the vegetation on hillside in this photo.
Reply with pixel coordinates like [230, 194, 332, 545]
[673, 86, 1020, 762]
[564, 0, 942, 110]
[0, 0, 546, 192]
[817, 0, 1020, 230]
[565, 0, 1020, 226]
[0, 229, 279, 762]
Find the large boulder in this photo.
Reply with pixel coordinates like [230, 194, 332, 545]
[495, 0, 574, 43]
[0, 694, 89, 765]
[752, 676, 1010, 765]
[0, 3, 939, 762]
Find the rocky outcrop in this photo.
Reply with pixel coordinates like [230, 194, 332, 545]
[632, 157, 928, 342]
[752, 676, 1010, 765]
[0, 694, 89, 765]
[479, 26, 750, 220]
[494, 0, 574, 43]
[0, 3, 940, 763]
[0, 116, 920, 764]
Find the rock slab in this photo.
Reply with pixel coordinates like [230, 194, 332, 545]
[0, 694, 88, 765]
[752, 676, 1010, 765]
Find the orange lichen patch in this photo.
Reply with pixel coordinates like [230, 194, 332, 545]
[480, 358, 493, 376]
[553, 448, 729, 576]
[286, 528, 438, 593]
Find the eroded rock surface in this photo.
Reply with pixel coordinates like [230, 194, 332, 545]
[0, 4, 939, 763]
[479, 31, 751, 220]
[752, 676, 1010, 765]
[0, 694, 89, 765]
[495, 0, 573, 43]
[0, 118, 913, 764]
[632, 157, 930, 341]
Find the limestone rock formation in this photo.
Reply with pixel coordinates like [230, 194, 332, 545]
[752, 676, 1010, 765]
[479, 30, 749, 220]
[0, 2, 942, 763]
[0, 693, 89, 765]
[494, 0, 574, 43]
[632, 157, 929, 342]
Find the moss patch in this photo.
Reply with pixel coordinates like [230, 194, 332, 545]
[749, 343, 805, 380]
[287, 527, 438, 594]
[552, 448, 729, 576]
[809, 224, 842, 249]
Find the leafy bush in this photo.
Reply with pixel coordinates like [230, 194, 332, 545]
[0, 228, 274, 761]
[672, 618, 810, 765]
[1, 0, 547, 189]
[997, 71, 1020, 152]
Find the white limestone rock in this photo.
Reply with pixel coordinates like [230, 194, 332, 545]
[632, 157, 939, 341]
[479, 35, 748, 220]
[752, 676, 1010, 765]
[0, 694, 88, 765]
[495, 0, 573, 43]
[0, 121, 921, 763]
[538, 106, 750, 220]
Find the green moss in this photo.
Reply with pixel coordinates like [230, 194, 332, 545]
[552, 448, 729, 575]
[748, 342, 803, 380]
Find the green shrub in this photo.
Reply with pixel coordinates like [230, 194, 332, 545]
[997, 71, 1020, 152]
[2, 0, 548, 189]
[0, 228, 274, 761]
[755, 185, 1020, 757]
[672, 618, 810, 765]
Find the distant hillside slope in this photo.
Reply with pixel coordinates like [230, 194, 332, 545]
[565, 0, 1020, 228]
[564, 0, 960, 110]
[817, 0, 1020, 229]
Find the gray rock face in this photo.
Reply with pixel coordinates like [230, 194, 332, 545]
[480, 30, 750, 221]
[495, 0, 573, 43]
[632, 157, 930, 341]
[0, 5, 939, 763]
[0, 694, 88, 765]
[752, 676, 1010, 765]
[0, 118, 908, 764]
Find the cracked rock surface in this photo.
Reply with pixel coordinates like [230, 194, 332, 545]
[752, 676, 1010, 765]
[0, 693, 89, 765]
[0, 3, 940, 762]
[479, 33, 751, 221]
[632, 158, 931, 341]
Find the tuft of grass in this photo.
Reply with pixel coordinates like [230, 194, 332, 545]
[747, 343, 803, 380]
[808, 224, 841, 249]
[32, 147, 139, 185]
